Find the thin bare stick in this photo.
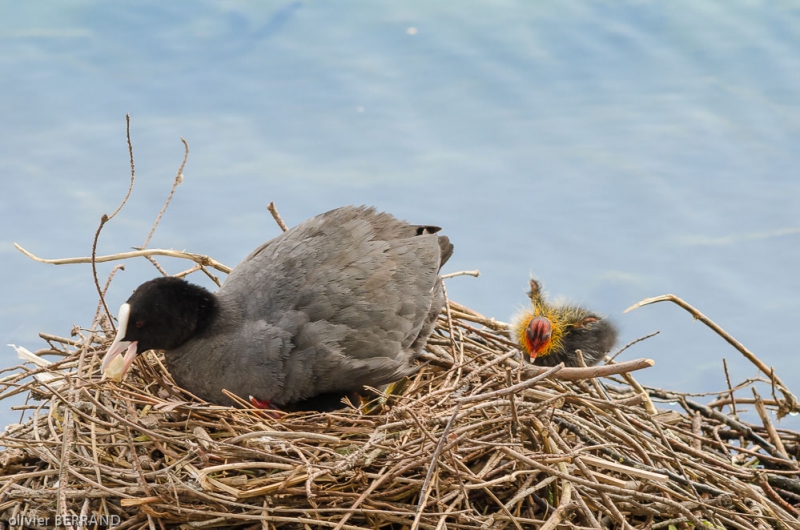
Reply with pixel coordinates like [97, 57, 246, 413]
[440, 270, 480, 280]
[752, 387, 790, 461]
[141, 138, 188, 250]
[447, 300, 511, 331]
[621, 371, 658, 416]
[707, 397, 782, 409]
[723, 358, 738, 419]
[440, 282, 461, 378]
[90, 221, 108, 321]
[624, 293, 797, 414]
[198, 264, 223, 287]
[87, 264, 127, 347]
[521, 358, 654, 381]
[109, 114, 137, 221]
[142, 255, 169, 277]
[579, 455, 669, 483]
[267, 202, 289, 232]
[411, 401, 462, 530]
[538, 420, 575, 530]
[14, 244, 231, 274]
[607, 331, 660, 362]
[57, 406, 76, 530]
[90, 114, 138, 331]
[173, 264, 202, 278]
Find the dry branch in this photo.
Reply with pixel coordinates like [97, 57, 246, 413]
[625, 293, 799, 417]
[14, 244, 232, 274]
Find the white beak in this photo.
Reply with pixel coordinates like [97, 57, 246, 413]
[101, 303, 140, 381]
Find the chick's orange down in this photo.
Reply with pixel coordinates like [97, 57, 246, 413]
[513, 278, 618, 367]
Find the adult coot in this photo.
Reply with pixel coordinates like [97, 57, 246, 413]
[512, 278, 618, 367]
[101, 206, 453, 411]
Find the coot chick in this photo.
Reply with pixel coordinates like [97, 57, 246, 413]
[101, 206, 453, 411]
[512, 278, 618, 367]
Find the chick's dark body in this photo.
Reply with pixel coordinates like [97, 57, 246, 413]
[530, 318, 618, 367]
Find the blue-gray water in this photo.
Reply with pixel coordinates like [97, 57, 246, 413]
[2, 2, 799, 427]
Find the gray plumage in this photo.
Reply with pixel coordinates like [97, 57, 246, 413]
[110, 206, 453, 409]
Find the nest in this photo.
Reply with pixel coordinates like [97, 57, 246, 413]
[2, 291, 800, 529]
[4, 134, 800, 529]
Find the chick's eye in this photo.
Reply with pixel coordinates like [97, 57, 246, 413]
[570, 317, 598, 330]
[135, 320, 145, 329]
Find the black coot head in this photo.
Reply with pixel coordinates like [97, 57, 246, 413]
[122, 277, 217, 353]
[102, 277, 218, 381]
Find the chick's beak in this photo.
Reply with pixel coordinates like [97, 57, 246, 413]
[525, 316, 552, 360]
[100, 303, 139, 381]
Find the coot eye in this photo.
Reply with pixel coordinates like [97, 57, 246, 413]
[135, 320, 145, 329]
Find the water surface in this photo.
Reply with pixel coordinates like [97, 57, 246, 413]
[2, 1, 799, 426]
